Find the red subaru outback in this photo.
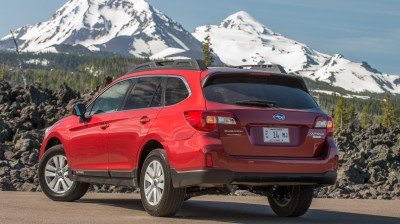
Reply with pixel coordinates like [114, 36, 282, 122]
[38, 59, 338, 217]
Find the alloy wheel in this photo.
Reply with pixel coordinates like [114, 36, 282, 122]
[144, 160, 165, 206]
[44, 155, 73, 194]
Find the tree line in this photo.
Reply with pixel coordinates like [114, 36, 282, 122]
[1, 48, 399, 130]
[332, 94, 399, 131]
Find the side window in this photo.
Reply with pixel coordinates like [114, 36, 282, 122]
[123, 77, 163, 110]
[87, 79, 132, 116]
[165, 77, 190, 106]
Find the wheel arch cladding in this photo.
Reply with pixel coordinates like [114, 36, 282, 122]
[45, 137, 62, 152]
[138, 140, 164, 180]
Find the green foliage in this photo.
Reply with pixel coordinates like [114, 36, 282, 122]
[334, 96, 347, 132]
[90, 79, 95, 91]
[1, 50, 399, 130]
[380, 94, 398, 127]
[0, 66, 4, 81]
[360, 105, 370, 129]
[202, 35, 214, 67]
[345, 103, 357, 128]
[333, 98, 362, 131]
[1, 52, 149, 91]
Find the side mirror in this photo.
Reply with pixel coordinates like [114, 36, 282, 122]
[72, 103, 86, 117]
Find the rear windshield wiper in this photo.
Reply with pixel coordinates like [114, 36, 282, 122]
[235, 100, 277, 108]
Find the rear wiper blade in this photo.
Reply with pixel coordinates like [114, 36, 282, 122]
[235, 100, 276, 108]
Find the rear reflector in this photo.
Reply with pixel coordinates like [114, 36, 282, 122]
[206, 153, 213, 167]
[333, 155, 339, 170]
[184, 111, 237, 132]
[314, 116, 334, 136]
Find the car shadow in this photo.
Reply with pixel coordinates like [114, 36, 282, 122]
[78, 197, 400, 224]
[179, 200, 400, 224]
[78, 198, 145, 212]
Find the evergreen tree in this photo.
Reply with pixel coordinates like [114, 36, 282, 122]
[345, 103, 357, 128]
[90, 79, 95, 91]
[360, 105, 370, 129]
[334, 96, 346, 132]
[0, 67, 4, 81]
[202, 35, 214, 66]
[380, 94, 397, 127]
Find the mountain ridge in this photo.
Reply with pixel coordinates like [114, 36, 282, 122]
[192, 11, 400, 94]
[0, 0, 398, 94]
[0, 0, 202, 58]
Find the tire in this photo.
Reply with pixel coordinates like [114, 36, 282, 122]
[38, 145, 89, 202]
[140, 149, 186, 217]
[267, 185, 314, 217]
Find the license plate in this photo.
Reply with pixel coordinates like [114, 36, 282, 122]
[263, 128, 290, 143]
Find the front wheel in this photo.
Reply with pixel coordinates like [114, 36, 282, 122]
[267, 186, 314, 217]
[140, 149, 186, 217]
[38, 145, 89, 201]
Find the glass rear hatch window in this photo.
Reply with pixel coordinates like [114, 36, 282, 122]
[203, 73, 319, 110]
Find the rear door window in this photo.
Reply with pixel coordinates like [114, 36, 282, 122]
[123, 77, 163, 110]
[203, 74, 318, 110]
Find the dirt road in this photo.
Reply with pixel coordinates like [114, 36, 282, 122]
[0, 192, 399, 224]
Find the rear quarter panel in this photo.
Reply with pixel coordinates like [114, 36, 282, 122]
[143, 71, 207, 169]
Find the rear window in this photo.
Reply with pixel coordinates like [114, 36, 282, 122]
[203, 74, 318, 110]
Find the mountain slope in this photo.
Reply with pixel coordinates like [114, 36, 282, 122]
[1, 2, 398, 94]
[0, 0, 202, 58]
[192, 11, 400, 94]
[192, 11, 329, 73]
[298, 54, 400, 93]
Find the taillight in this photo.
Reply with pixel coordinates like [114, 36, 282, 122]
[314, 116, 334, 136]
[184, 111, 237, 132]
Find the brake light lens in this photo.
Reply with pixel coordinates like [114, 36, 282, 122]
[314, 116, 334, 136]
[184, 111, 237, 132]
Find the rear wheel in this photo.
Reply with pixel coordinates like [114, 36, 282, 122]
[38, 145, 89, 201]
[140, 149, 186, 217]
[267, 186, 314, 217]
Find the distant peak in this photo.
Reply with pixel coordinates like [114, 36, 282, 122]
[221, 11, 274, 35]
[332, 54, 344, 60]
[79, 0, 151, 10]
[232, 11, 253, 18]
[83, 0, 145, 3]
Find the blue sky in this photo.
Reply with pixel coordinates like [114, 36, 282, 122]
[0, 0, 398, 74]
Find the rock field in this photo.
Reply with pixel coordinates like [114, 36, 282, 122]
[0, 81, 399, 199]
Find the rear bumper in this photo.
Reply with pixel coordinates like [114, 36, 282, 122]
[170, 169, 337, 188]
[166, 134, 339, 188]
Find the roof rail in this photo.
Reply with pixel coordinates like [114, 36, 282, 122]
[236, 64, 287, 74]
[131, 59, 208, 72]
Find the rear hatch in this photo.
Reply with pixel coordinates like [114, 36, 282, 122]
[202, 72, 331, 158]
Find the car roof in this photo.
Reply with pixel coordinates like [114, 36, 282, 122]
[111, 60, 303, 87]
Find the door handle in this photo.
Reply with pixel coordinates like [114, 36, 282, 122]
[100, 122, 110, 130]
[140, 116, 151, 124]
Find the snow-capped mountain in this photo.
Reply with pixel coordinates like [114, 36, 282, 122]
[299, 54, 400, 93]
[192, 11, 400, 94]
[0, 0, 202, 58]
[192, 11, 329, 73]
[0, 0, 398, 94]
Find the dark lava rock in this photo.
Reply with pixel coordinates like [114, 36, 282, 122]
[0, 81, 399, 199]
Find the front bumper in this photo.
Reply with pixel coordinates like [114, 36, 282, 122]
[170, 169, 337, 188]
